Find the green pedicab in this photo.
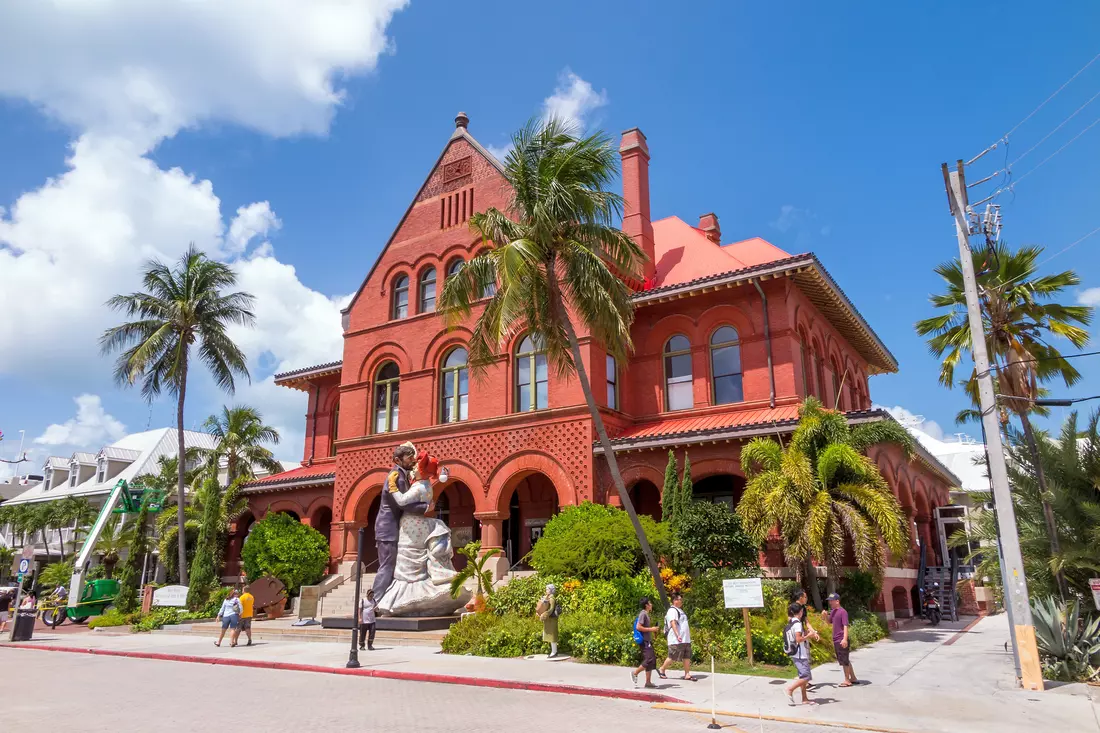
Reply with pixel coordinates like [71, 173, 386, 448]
[41, 579, 121, 627]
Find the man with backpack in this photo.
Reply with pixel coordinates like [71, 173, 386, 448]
[630, 597, 660, 688]
[657, 592, 695, 681]
[783, 601, 818, 706]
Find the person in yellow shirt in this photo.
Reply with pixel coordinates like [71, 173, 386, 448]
[233, 587, 255, 647]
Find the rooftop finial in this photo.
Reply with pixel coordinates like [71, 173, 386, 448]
[455, 111, 469, 129]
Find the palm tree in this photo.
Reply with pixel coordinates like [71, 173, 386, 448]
[738, 398, 912, 607]
[155, 471, 247, 584]
[94, 513, 133, 579]
[27, 503, 54, 563]
[449, 541, 501, 610]
[916, 243, 1092, 598]
[45, 501, 70, 561]
[438, 118, 665, 604]
[100, 245, 256, 585]
[142, 453, 203, 582]
[203, 405, 282, 485]
[0, 546, 13, 582]
[61, 497, 97, 558]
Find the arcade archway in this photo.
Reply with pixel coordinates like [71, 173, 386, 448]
[629, 480, 662, 522]
[499, 471, 561, 567]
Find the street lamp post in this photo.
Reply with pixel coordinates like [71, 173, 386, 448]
[346, 526, 366, 669]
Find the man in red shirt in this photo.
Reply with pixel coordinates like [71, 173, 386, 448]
[822, 592, 857, 687]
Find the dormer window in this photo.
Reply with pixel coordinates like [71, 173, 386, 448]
[96, 459, 107, 484]
[69, 467, 78, 487]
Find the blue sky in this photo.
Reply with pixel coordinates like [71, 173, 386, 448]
[1, 1, 1098, 470]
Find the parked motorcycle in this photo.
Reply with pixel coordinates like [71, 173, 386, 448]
[919, 584, 942, 626]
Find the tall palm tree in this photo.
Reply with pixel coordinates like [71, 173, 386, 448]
[93, 513, 133, 579]
[45, 501, 70, 561]
[100, 244, 256, 585]
[61, 496, 97, 558]
[437, 118, 665, 604]
[139, 453, 202, 582]
[916, 243, 1092, 598]
[738, 398, 912, 607]
[203, 405, 282, 485]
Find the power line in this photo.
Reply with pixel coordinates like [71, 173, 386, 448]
[1008, 87, 1100, 167]
[974, 223, 1100, 293]
[1011, 113, 1100, 186]
[976, 350, 1100, 380]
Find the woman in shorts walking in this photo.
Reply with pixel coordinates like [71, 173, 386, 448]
[215, 588, 242, 648]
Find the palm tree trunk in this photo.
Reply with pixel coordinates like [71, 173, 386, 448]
[805, 557, 823, 608]
[548, 275, 668, 608]
[176, 363, 190, 586]
[1017, 411, 1068, 599]
[56, 527, 66, 561]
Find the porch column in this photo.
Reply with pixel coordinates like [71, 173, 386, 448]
[474, 511, 509, 580]
[335, 520, 366, 563]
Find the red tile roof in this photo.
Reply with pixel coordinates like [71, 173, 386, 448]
[243, 462, 336, 490]
[611, 405, 802, 443]
[651, 216, 792, 289]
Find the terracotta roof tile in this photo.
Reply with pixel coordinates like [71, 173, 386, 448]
[611, 405, 802, 442]
[243, 462, 336, 489]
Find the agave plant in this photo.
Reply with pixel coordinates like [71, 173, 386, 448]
[449, 541, 501, 611]
[1031, 595, 1100, 682]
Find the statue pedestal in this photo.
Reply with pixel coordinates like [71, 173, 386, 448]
[376, 615, 461, 632]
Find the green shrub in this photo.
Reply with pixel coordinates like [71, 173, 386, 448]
[672, 501, 759, 574]
[838, 570, 880, 614]
[40, 561, 75, 588]
[441, 612, 500, 654]
[487, 574, 566, 616]
[241, 512, 329, 596]
[201, 586, 232, 618]
[560, 613, 641, 665]
[762, 579, 801, 616]
[132, 607, 182, 632]
[849, 614, 888, 649]
[528, 503, 670, 580]
[87, 608, 138, 629]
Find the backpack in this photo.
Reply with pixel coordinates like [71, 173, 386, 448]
[662, 607, 684, 637]
[632, 614, 644, 645]
[550, 601, 562, 618]
[782, 619, 799, 656]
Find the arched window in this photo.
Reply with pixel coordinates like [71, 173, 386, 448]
[446, 258, 464, 279]
[481, 274, 497, 299]
[329, 400, 340, 457]
[664, 335, 693, 411]
[515, 335, 548, 412]
[419, 267, 437, 313]
[391, 275, 409, 319]
[710, 326, 744, 405]
[373, 361, 400, 434]
[798, 329, 811, 396]
[606, 354, 618, 409]
[436, 491, 451, 527]
[440, 347, 469, 423]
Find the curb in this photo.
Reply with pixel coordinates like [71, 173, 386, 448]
[2, 643, 687, 705]
[652, 703, 912, 733]
[942, 613, 986, 646]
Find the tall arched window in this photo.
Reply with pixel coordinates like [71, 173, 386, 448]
[440, 347, 469, 423]
[606, 354, 618, 409]
[710, 326, 744, 405]
[419, 267, 437, 313]
[798, 328, 811, 396]
[515, 335, 548, 412]
[391, 275, 409, 319]
[373, 361, 400, 433]
[446, 258, 464, 279]
[664, 335, 693, 411]
[329, 400, 340, 457]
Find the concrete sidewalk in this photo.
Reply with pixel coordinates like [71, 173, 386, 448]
[3, 614, 1097, 732]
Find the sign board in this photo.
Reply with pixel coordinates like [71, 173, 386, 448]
[152, 584, 189, 608]
[17, 558, 29, 575]
[1090, 578, 1100, 612]
[722, 578, 764, 609]
[524, 518, 548, 528]
[452, 526, 474, 548]
[21, 545, 34, 560]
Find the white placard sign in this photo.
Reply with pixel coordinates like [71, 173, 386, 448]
[722, 578, 764, 609]
[152, 584, 189, 608]
[1090, 578, 1100, 612]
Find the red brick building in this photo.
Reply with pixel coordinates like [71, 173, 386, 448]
[236, 113, 958, 622]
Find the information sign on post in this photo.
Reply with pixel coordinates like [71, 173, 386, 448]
[152, 584, 189, 608]
[1090, 578, 1100, 612]
[723, 578, 764, 665]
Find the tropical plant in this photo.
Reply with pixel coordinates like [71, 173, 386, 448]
[44, 500, 70, 561]
[100, 244, 256, 585]
[39, 560, 74, 589]
[115, 499, 151, 613]
[187, 477, 224, 609]
[916, 243, 1092, 599]
[1031, 595, 1100, 682]
[738, 397, 912, 608]
[950, 409, 1100, 598]
[437, 118, 664, 603]
[681, 454, 694, 506]
[150, 453, 229, 583]
[528, 503, 670, 581]
[93, 513, 132, 579]
[62, 497, 98, 557]
[241, 511, 329, 596]
[449, 541, 501, 609]
[0, 545, 13, 582]
[203, 405, 282, 485]
[661, 451, 680, 524]
[672, 500, 759, 573]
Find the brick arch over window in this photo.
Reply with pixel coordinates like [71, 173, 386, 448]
[428, 459, 484, 498]
[305, 497, 334, 525]
[485, 451, 577, 515]
[643, 313, 698, 354]
[356, 342, 412, 382]
[421, 325, 474, 370]
[691, 458, 745, 481]
[341, 468, 391, 523]
[619, 463, 665, 491]
[695, 304, 756, 340]
[260, 499, 307, 521]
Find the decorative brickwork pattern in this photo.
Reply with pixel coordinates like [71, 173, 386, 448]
[416, 142, 499, 202]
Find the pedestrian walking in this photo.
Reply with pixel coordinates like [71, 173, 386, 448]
[536, 583, 560, 658]
[359, 588, 378, 651]
[215, 588, 242, 648]
[0, 590, 12, 634]
[783, 601, 817, 707]
[822, 592, 857, 686]
[630, 597, 660, 689]
[657, 592, 695, 681]
[233, 586, 255, 647]
[20, 591, 36, 609]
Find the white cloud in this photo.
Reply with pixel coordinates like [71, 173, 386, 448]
[34, 394, 127, 448]
[879, 405, 945, 441]
[225, 201, 281, 257]
[542, 69, 608, 132]
[1077, 287, 1100, 307]
[0, 0, 409, 148]
[770, 204, 808, 234]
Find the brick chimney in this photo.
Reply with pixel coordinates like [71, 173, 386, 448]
[619, 128, 656, 279]
[698, 213, 721, 244]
